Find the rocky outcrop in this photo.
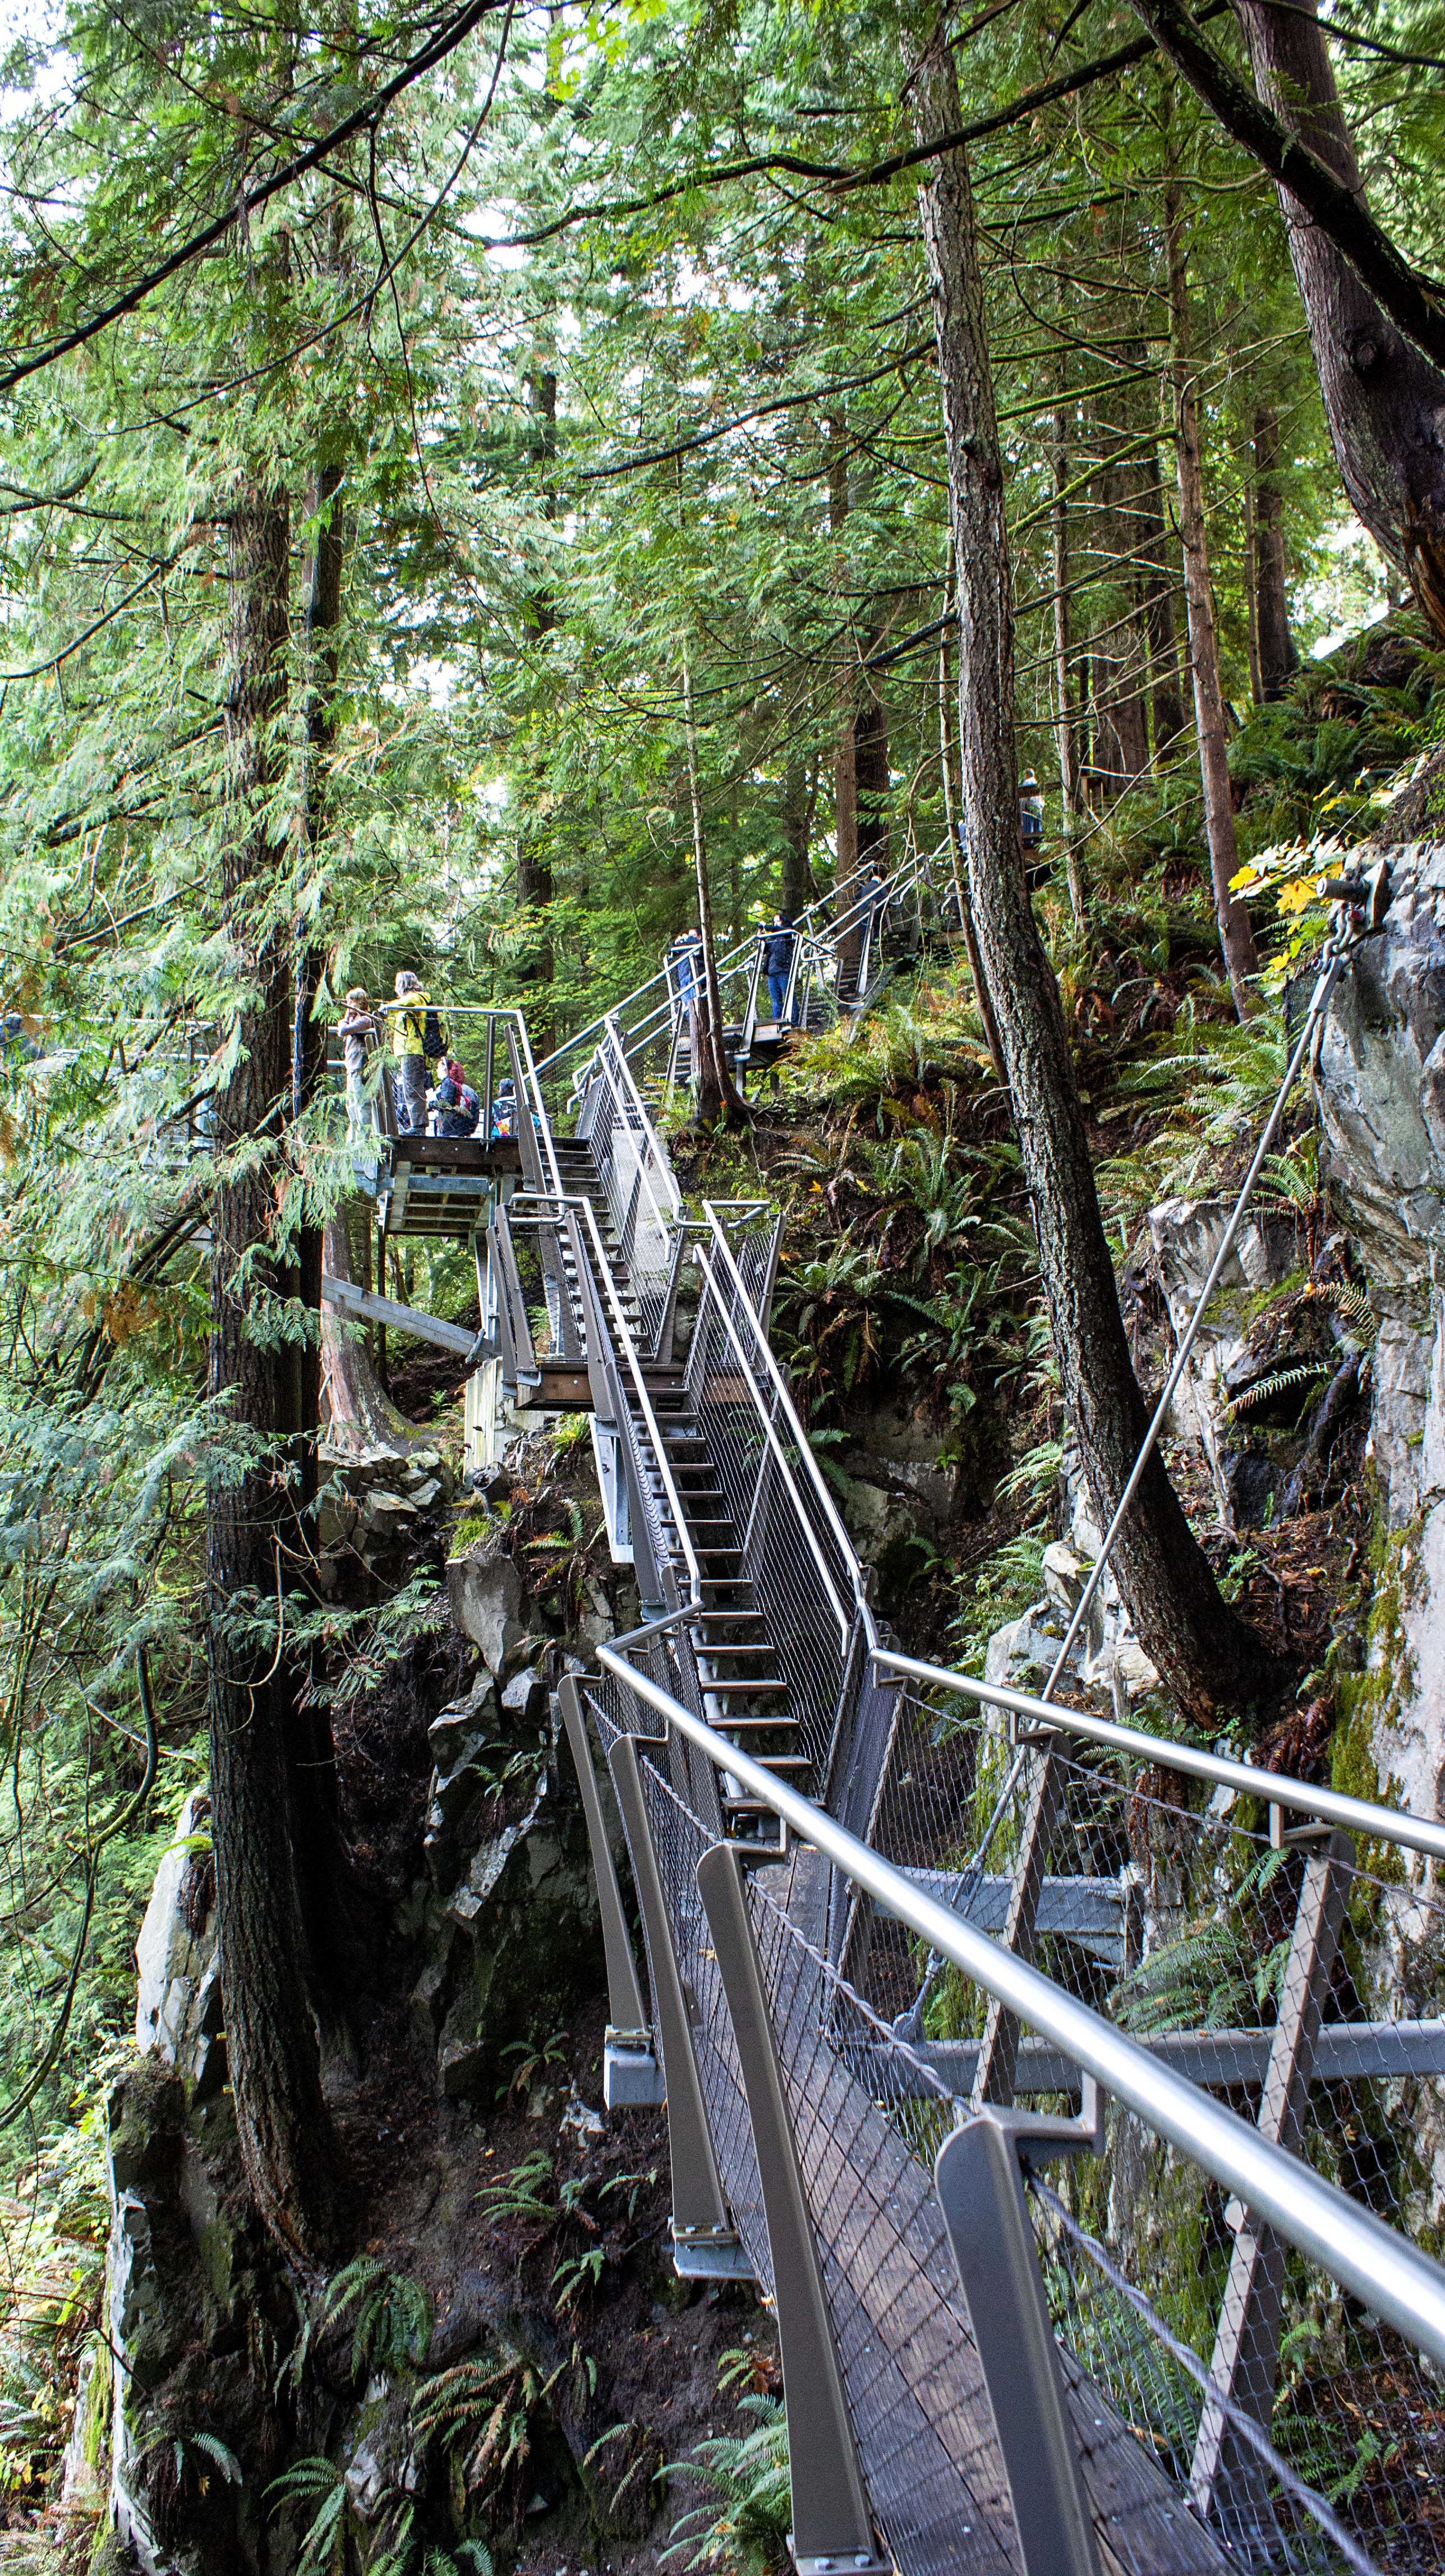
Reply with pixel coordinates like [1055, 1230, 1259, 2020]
[1314, 844, 1445, 1821]
[1316, 844, 1445, 1289]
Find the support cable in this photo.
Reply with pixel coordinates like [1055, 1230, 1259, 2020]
[1041, 871, 1388, 1703]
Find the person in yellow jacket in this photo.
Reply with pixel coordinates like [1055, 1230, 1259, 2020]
[391, 970, 440, 1134]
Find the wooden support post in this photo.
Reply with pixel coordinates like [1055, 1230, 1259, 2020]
[972, 1740, 1062, 2109]
[1189, 1829, 1355, 2530]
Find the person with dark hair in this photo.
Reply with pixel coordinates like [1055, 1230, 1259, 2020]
[763, 912, 798, 1024]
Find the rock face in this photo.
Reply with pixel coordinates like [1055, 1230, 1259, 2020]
[413, 1664, 602, 2098]
[1316, 843, 1445, 1288]
[1313, 843, 1445, 1819]
[134, 1790, 224, 2101]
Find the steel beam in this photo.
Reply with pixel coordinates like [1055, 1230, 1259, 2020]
[696, 1841, 889, 2576]
[972, 1740, 1061, 2109]
[556, 1680, 662, 2110]
[607, 1737, 750, 2279]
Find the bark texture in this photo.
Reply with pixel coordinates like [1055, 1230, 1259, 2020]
[210, 483, 339, 2261]
[1252, 404, 1299, 701]
[519, 365, 559, 1054]
[906, 25, 1272, 1719]
[1139, 435, 1186, 753]
[1165, 180, 1259, 1016]
[1233, 0, 1445, 634]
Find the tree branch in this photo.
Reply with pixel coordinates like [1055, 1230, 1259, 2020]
[0, 0, 510, 397]
[1124, 0, 1445, 370]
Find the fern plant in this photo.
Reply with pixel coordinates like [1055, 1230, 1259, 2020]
[662, 2389, 791, 2575]
[322, 2255, 433, 2380]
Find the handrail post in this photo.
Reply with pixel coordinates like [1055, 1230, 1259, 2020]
[696, 1842, 890, 2576]
[607, 1736, 751, 2280]
[934, 2117, 1101, 2576]
[1189, 1828, 1356, 2530]
[971, 1739, 1061, 2110]
[557, 1678, 664, 2109]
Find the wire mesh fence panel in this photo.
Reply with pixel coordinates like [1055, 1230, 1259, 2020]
[859, 1686, 1445, 2570]
[745, 1879, 1246, 2576]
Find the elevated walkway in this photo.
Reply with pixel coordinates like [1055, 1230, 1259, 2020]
[332, 875, 1445, 2576]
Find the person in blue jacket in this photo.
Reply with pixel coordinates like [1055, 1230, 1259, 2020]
[763, 913, 798, 1024]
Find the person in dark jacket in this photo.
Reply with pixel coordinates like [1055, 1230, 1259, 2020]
[763, 913, 798, 1023]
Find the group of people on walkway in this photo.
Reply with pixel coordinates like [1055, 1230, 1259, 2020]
[337, 972, 517, 1142]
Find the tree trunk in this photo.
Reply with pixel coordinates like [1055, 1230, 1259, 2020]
[321, 1216, 430, 1455]
[827, 424, 865, 995]
[1253, 403, 1298, 698]
[296, 457, 344, 1503]
[905, 24, 1273, 1721]
[1139, 431, 1186, 753]
[519, 365, 558, 1056]
[855, 687, 890, 881]
[939, 618, 1008, 1083]
[1165, 176, 1260, 1017]
[1051, 397, 1087, 923]
[1231, 0, 1445, 635]
[780, 756, 815, 919]
[681, 650, 747, 1125]
[210, 481, 339, 2262]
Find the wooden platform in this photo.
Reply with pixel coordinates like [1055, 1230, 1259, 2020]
[362, 1134, 522, 1239]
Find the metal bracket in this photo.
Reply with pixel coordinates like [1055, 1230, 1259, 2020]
[608, 1737, 752, 2281]
[1268, 1800, 1333, 1851]
[977, 2073, 1107, 2170]
[696, 1843, 890, 2576]
[935, 2115, 1102, 2576]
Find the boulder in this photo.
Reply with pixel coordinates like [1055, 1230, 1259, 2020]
[447, 1545, 526, 1673]
[134, 1796, 224, 2103]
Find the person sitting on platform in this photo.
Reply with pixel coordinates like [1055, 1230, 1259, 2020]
[762, 913, 799, 1025]
[337, 987, 376, 1140]
[444, 1055, 481, 1131]
[432, 1074, 476, 1139]
[391, 970, 443, 1134]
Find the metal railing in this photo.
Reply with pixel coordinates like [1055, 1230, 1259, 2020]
[570, 1642, 1445, 2576]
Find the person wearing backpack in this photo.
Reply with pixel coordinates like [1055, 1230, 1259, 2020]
[391, 970, 447, 1134]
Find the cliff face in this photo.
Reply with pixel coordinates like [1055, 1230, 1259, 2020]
[1315, 843, 1445, 1821]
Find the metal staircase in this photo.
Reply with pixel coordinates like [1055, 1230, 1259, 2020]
[343, 900, 1445, 2576]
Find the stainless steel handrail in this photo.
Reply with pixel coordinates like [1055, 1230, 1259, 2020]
[872, 1646, 1445, 1869]
[700, 1207, 877, 1652]
[595, 1642, 1445, 2372]
[599, 1016, 683, 1223]
[576, 1194, 703, 1611]
[541, 847, 933, 1085]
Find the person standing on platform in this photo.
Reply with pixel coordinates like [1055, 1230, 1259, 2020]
[337, 987, 376, 1141]
[763, 913, 798, 1024]
[390, 970, 444, 1134]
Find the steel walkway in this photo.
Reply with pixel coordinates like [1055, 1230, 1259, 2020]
[346, 877, 1445, 2576]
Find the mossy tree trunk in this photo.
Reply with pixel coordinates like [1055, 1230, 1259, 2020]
[905, 19, 1275, 1722]
[209, 477, 339, 2262]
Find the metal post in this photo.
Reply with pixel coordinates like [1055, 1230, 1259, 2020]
[607, 1737, 751, 2280]
[696, 1842, 890, 2576]
[1190, 1828, 1356, 2528]
[558, 1681, 663, 2109]
[935, 2117, 1101, 2576]
[972, 1740, 1061, 2109]
[482, 1011, 495, 1143]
